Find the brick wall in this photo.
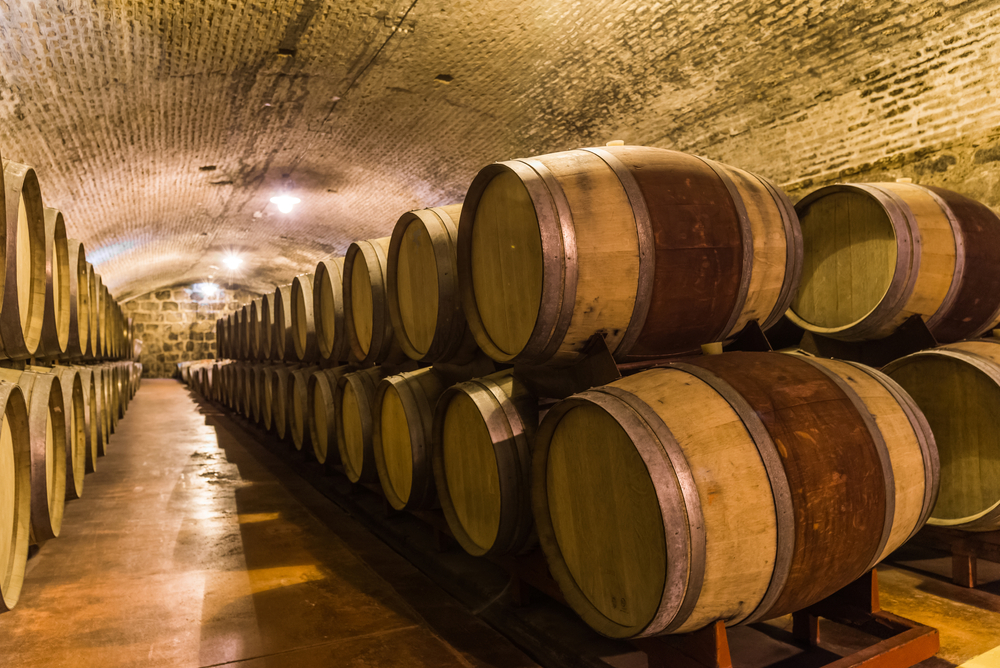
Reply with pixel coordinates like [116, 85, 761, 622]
[122, 285, 258, 378]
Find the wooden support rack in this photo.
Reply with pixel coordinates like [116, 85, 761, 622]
[910, 524, 1000, 588]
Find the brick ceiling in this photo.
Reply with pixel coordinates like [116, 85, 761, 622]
[1, 0, 998, 299]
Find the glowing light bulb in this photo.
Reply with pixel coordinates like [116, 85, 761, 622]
[223, 254, 243, 270]
[270, 195, 301, 213]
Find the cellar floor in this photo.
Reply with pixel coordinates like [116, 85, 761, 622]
[3, 379, 1000, 668]
[0, 379, 537, 668]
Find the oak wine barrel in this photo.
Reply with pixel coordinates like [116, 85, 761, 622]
[248, 298, 262, 360]
[260, 364, 281, 431]
[307, 365, 352, 466]
[344, 237, 398, 366]
[1, 161, 46, 360]
[387, 204, 477, 363]
[0, 380, 30, 612]
[54, 367, 85, 500]
[458, 145, 801, 366]
[313, 258, 348, 363]
[432, 369, 539, 556]
[39, 208, 70, 356]
[259, 293, 275, 362]
[0, 368, 66, 544]
[86, 264, 99, 358]
[372, 367, 449, 510]
[335, 367, 382, 483]
[884, 338, 1000, 531]
[273, 285, 295, 362]
[532, 351, 937, 638]
[788, 183, 1000, 342]
[271, 364, 301, 441]
[291, 274, 319, 362]
[93, 365, 110, 452]
[288, 365, 320, 452]
[66, 240, 90, 358]
[72, 366, 99, 473]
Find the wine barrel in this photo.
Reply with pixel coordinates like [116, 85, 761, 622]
[231, 363, 248, 416]
[271, 364, 300, 441]
[73, 366, 100, 471]
[260, 364, 281, 431]
[0, 380, 30, 612]
[532, 351, 937, 638]
[236, 304, 249, 360]
[373, 368, 449, 510]
[65, 240, 90, 358]
[1, 161, 46, 360]
[259, 293, 275, 362]
[38, 208, 70, 356]
[344, 237, 398, 366]
[273, 285, 295, 362]
[884, 339, 1000, 530]
[54, 367, 85, 500]
[93, 365, 110, 452]
[788, 183, 1000, 342]
[108, 362, 121, 430]
[308, 365, 352, 466]
[432, 369, 539, 556]
[288, 365, 320, 452]
[291, 274, 319, 362]
[241, 363, 260, 419]
[313, 258, 348, 363]
[457, 146, 801, 366]
[387, 204, 477, 363]
[335, 367, 382, 483]
[86, 264, 99, 358]
[248, 298, 262, 360]
[100, 283, 111, 358]
[0, 368, 66, 543]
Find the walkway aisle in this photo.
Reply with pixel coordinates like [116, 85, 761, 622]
[0, 379, 536, 668]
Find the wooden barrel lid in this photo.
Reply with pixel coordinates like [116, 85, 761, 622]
[440, 390, 502, 552]
[545, 401, 666, 631]
[378, 382, 413, 504]
[2, 161, 45, 359]
[314, 258, 347, 362]
[885, 341, 1000, 528]
[350, 249, 375, 355]
[67, 240, 89, 357]
[395, 218, 439, 356]
[42, 208, 70, 356]
[468, 171, 543, 358]
[0, 382, 29, 612]
[792, 190, 899, 330]
[310, 373, 332, 463]
[340, 380, 366, 481]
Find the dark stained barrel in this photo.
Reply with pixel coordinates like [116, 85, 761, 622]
[458, 146, 801, 366]
[532, 351, 936, 637]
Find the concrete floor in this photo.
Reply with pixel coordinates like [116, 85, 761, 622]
[0, 379, 537, 668]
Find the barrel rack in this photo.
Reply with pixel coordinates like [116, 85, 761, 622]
[909, 525, 1000, 589]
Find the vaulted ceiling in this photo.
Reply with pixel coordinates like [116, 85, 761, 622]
[1, 0, 998, 299]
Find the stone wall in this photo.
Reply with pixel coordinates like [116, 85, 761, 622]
[122, 285, 258, 378]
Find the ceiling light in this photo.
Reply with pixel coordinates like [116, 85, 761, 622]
[270, 195, 301, 213]
[223, 254, 243, 270]
[195, 282, 219, 296]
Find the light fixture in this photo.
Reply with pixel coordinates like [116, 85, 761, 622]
[194, 282, 219, 297]
[270, 194, 301, 214]
[223, 254, 243, 270]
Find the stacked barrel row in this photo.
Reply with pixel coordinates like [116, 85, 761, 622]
[204, 143, 1000, 638]
[0, 360, 141, 613]
[0, 148, 141, 614]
